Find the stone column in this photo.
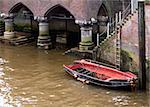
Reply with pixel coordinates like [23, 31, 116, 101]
[37, 21, 51, 49]
[79, 26, 94, 50]
[4, 18, 15, 39]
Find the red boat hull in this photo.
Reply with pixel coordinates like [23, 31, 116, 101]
[63, 59, 137, 88]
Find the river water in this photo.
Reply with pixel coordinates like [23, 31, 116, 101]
[0, 44, 149, 107]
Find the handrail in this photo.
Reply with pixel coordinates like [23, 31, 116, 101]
[122, 4, 131, 15]
[100, 29, 107, 36]
[109, 3, 131, 31]
[97, 3, 132, 46]
[93, 3, 132, 69]
[122, 4, 131, 20]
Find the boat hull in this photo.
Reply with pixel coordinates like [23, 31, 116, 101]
[64, 66, 132, 88]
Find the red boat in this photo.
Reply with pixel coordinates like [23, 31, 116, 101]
[63, 59, 137, 88]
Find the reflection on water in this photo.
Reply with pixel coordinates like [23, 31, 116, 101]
[0, 44, 149, 107]
[0, 58, 37, 106]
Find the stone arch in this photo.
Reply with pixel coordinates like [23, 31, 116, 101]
[8, 2, 37, 41]
[9, 2, 34, 15]
[44, 4, 80, 49]
[44, 4, 75, 19]
[97, 3, 109, 34]
[97, 3, 108, 17]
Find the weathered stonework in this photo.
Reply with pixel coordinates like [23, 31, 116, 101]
[4, 18, 15, 39]
[37, 22, 51, 49]
[0, 0, 132, 50]
[98, 3, 150, 73]
[79, 26, 94, 50]
[0, 0, 131, 20]
[121, 10, 139, 72]
[98, 35, 116, 65]
[145, 4, 150, 59]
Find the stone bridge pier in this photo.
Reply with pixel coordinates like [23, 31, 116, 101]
[36, 17, 51, 49]
[0, 0, 124, 50]
[4, 15, 15, 39]
[75, 20, 94, 51]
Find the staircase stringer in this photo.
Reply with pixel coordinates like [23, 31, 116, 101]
[96, 9, 138, 69]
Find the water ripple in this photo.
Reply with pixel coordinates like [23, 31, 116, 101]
[0, 58, 37, 107]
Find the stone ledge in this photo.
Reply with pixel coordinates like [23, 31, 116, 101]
[64, 47, 93, 59]
[0, 36, 35, 46]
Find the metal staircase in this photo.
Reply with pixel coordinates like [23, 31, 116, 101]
[95, 3, 138, 70]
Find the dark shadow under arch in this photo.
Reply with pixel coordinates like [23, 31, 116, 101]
[9, 2, 33, 15]
[93, 3, 109, 44]
[97, 3, 109, 31]
[44, 4, 75, 19]
[97, 3, 108, 18]
[8, 2, 38, 43]
[44, 4, 80, 49]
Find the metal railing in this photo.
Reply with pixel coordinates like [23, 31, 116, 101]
[122, 4, 131, 21]
[97, 3, 132, 46]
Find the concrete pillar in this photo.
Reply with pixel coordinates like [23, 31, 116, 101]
[37, 22, 51, 49]
[79, 26, 94, 51]
[4, 18, 15, 39]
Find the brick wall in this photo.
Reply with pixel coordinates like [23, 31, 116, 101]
[98, 35, 116, 65]
[121, 11, 139, 72]
[121, 3, 150, 60]
[0, 0, 129, 20]
[145, 4, 150, 59]
[0, 0, 90, 20]
[99, 3, 150, 72]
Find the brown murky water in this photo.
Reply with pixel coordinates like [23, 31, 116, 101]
[0, 44, 149, 107]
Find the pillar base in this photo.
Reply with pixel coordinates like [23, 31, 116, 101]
[4, 32, 15, 39]
[37, 43, 52, 49]
[79, 42, 94, 51]
[37, 36, 52, 49]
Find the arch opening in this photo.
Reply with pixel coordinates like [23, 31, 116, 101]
[97, 3, 109, 33]
[93, 4, 109, 44]
[45, 5, 80, 49]
[9, 2, 38, 42]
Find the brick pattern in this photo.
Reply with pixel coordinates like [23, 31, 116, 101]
[121, 11, 139, 71]
[121, 11, 139, 55]
[0, 0, 130, 20]
[98, 35, 116, 65]
[98, 4, 150, 71]
[145, 4, 150, 58]
[0, 0, 89, 19]
[121, 4, 150, 65]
